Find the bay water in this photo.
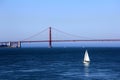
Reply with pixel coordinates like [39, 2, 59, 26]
[0, 47, 120, 80]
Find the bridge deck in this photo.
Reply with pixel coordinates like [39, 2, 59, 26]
[1, 39, 120, 43]
[20, 39, 120, 43]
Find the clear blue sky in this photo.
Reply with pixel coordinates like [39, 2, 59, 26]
[0, 0, 120, 42]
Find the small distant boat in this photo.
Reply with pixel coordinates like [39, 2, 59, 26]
[83, 50, 90, 64]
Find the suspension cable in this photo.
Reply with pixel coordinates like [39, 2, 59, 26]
[52, 27, 94, 39]
[22, 27, 48, 41]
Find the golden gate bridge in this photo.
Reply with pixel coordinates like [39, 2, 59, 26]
[0, 27, 120, 48]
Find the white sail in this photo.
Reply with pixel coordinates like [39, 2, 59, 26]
[83, 50, 90, 63]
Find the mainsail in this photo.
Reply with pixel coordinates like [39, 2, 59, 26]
[83, 50, 90, 63]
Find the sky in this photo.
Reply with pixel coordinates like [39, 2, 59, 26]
[0, 0, 120, 43]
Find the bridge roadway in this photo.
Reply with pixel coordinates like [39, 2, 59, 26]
[1, 39, 120, 48]
[21, 39, 120, 43]
[1, 39, 120, 43]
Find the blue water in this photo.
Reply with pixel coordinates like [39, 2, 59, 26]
[0, 47, 120, 80]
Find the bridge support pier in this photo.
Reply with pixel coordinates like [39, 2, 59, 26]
[18, 41, 21, 48]
[8, 42, 11, 47]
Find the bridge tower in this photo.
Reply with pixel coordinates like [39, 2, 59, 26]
[49, 27, 52, 48]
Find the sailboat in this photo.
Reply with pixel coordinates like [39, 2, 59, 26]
[83, 50, 90, 64]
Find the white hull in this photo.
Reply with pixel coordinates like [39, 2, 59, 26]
[83, 61, 90, 64]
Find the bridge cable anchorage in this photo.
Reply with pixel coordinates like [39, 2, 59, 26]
[22, 27, 48, 41]
[52, 27, 94, 40]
